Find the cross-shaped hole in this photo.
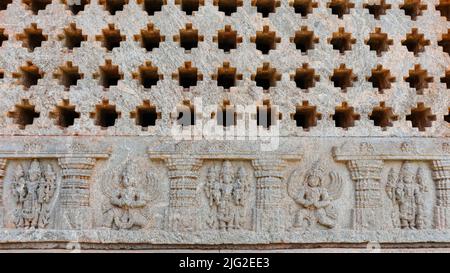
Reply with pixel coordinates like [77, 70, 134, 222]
[130, 100, 161, 129]
[291, 101, 321, 130]
[332, 102, 360, 129]
[100, 0, 128, 15]
[49, 100, 80, 128]
[406, 103, 436, 131]
[8, 99, 40, 129]
[22, 0, 52, 14]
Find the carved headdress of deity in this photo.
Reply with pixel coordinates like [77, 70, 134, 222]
[221, 161, 234, 183]
[305, 160, 325, 181]
[399, 162, 415, 183]
[28, 160, 41, 180]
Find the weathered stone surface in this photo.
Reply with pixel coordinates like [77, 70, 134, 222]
[0, 0, 449, 250]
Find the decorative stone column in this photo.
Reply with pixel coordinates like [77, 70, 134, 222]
[347, 160, 385, 230]
[165, 157, 203, 232]
[432, 160, 450, 229]
[252, 158, 286, 232]
[57, 157, 97, 229]
[0, 159, 6, 227]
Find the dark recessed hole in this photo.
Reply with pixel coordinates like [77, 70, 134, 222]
[0, 0, 13, 10]
[64, 0, 90, 14]
[367, 65, 395, 93]
[438, 30, 450, 55]
[369, 102, 398, 129]
[252, 63, 281, 90]
[100, 0, 128, 15]
[17, 23, 48, 51]
[252, 0, 279, 17]
[176, 101, 195, 126]
[440, 69, 450, 88]
[174, 62, 202, 89]
[444, 108, 450, 123]
[0, 28, 8, 47]
[135, 24, 165, 51]
[215, 25, 241, 52]
[95, 60, 123, 89]
[256, 100, 280, 128]
[252, 26, 280, 54]
[49, 100, 80, 128]
[404, 64, 433, 94]
[59, 23, 87, 50]
[133, 62, 162, 88]
[436, 0, 450, 21]
[8, 99, 40, 129]
[215, 0, 242, 15]
[400, 0, 426, 20]
[406, 103, 436, 131]
[332, 102, 360, 129]
[291, 26, 318, 53]
[96, 24, 125, 51]
[216, 102, 236, 127]
[0, 70, 3, 79]
[54, 61, 83, 90]
[176, 0, 202, 15]
[90, 100, 121, 128]
[401, 29, 429, 56]
[176, 24, 202, 51]
[13, 61, 44, 89]
[291, 0, 318, 17]
[291, 101, 321, 129]
[327, 0, 355, 19]
[214, 62, 241, 90]
[330, 64, 356, 91]
[179, 69, 198, 88]
[363, 0, 391, 19]
[365, 28, 392, 56]
[329, 27, 355, 54]
[23, 0, 52, 14]
[131, 101, 160, 128]
[292, 64, 319, 90]
[140, 0, 165, 15]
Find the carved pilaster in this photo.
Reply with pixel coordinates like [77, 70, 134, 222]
[432, 160, 450, 229]
[252, 158, 286, 232]
[347, 160, 385, 230]
[165, 157, 203, 232]
[0, 159, 6, 227]
[57, 157, 97, 229]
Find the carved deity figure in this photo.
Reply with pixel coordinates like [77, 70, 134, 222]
[386, 162, 426, 229]
[11, 160, 57, 229]
[102, 161, 151, 230]
[204, 161, 249, 231]
[290, 161, 343, 229]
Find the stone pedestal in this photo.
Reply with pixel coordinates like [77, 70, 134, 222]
[57, 157, 97, 229]
[432, 160, 450, 229]
[347, 160, 385, 230]
[164, 157, 203, 232]
[252, 158, 286, 233]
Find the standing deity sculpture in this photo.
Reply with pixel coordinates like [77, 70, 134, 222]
[288, 161, 343, 229]
[11, 160, 57, 229]
[102, 161, 156, 230]
[204, 161, 250, 231]
[386, 162, 427, 229]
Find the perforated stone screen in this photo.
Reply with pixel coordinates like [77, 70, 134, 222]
[0, 0, 449, 250]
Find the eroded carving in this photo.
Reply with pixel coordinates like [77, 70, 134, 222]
[386, 162, 427, 229]
[11, 160, 57, 229]
[102, 161, 156, 230]
[289, 161, 343, 229]
[204, 161, 250, 230]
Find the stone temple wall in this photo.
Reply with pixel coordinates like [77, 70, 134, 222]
[0, 0, 449, 249]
